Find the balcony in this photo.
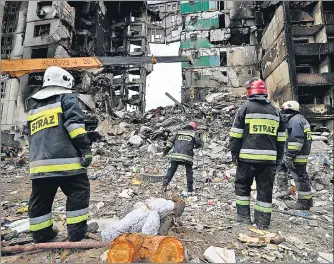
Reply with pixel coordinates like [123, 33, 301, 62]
[292, 25, 323, 36]
[300, 104, 334, 120]
[294, 42, 334, 56]
[297, 73, 334, 87]
[324, 13, 334, 25]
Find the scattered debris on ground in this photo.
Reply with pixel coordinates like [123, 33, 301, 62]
[1, 93, 333, 263]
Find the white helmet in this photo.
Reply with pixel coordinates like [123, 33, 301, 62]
[42, 66, 74, 89]
[281, 100, 300, 112]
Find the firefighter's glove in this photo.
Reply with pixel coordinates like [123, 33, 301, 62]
[285, 159, 296, 171]
[232, 154, 239, 166]
[81, 153, 93, 168]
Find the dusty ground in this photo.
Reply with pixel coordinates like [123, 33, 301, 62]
[1, 163, 333, 263]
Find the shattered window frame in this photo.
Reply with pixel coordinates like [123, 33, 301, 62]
[31, 47, 49, 58]
[33, 24, 51, 38]
[36, 1, 53, 16]
[1, 1, 20, 59]
[1, 36, 13, 57]
[1, 82, 5, 99]
[172, 15, 176, 24]
[190, 33, 197, 41]
[155, 33, 162, 40]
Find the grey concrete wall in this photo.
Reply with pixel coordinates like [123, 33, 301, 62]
[149, 1, 181, 43]
[24, 19, 62, 47]
[1, 79, 20, 129]
[10, 2, 28, 58]
[260, 4, 293, 108]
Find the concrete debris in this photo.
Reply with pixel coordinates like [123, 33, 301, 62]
[311, 141, 332, 154]
[99, 250, 109, 262]
[318, 252, 334, 263]
[311, 136, 328, 141]
[308, 220, 318, 227]
[203, 246, 236, 263]
[96, 119, 128, 136]
[95, 202, 105, 210]
[147, 144, 158, 155]
[1, 92, 333, 262]
[128, 135, 144, 147]
[119, 189, 134, 199]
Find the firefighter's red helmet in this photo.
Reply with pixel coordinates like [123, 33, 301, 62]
[189, 121, 198, 131]
[244, 77, 267, 97]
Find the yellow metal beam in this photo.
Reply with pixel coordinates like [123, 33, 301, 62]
[0, 57, 102, 78]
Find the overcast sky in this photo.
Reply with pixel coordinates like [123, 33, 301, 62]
[146, 42, 182, 111]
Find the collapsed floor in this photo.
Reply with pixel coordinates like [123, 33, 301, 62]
[1, 92, 333, 263]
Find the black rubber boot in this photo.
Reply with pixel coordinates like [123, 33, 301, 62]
[236, 204, 251, 224]
[286, 199, 313, 210]
[33, 226, 59, 243]
[236, 215, 252, 224]
[254, 210, 271, 230]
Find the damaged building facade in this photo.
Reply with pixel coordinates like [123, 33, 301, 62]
[175, 0, 333, 127]
[1, 0, 333, 143]
[1, 1, 155, 142]
[148, 1, 182, 43]
[260, 1, 334, 127]
[179, 1, 261, 103]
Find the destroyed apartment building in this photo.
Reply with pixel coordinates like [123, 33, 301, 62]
[148, 0, 333, 127]
[1, 0, 333, 147]
[178, 1, 262, 103]
[148, 1, 182, 43]
[0, 1, 157, 145]
[259, 1, 334, 128]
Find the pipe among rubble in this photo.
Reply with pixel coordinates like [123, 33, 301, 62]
[1, 241, 108, 253]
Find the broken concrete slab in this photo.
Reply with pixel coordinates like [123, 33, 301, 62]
[147, 144, 158, 155]
[128, 135, 144, 147]
[318, 252, 333, 263]
[310, 141, 332, 154]
[204, 246, 236, 263]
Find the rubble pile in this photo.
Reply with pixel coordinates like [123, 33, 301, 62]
[89, 92, 244, 179]
[1, 92, 333, 263]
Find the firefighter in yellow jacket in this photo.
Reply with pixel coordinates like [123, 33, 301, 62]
[26, 66, 96, 242]
[229, 77, 286, 229]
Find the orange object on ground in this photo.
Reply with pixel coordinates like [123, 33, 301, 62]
[107, 234, 185, 263]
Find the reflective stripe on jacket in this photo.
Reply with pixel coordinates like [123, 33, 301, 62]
[229, 95, 286, 164]
[27, 93, 91, 179]
[166, 129, 202, 164]
[285, 114, 311, 165]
